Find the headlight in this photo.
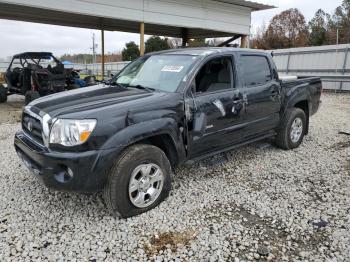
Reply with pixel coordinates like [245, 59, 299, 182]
[49, 119, 97, 146]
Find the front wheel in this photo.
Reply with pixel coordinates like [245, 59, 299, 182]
[103, 144, 172, 218]
[275, 108, 306, 150]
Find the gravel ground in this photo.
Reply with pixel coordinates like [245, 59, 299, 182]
[0, 93, 349, 262]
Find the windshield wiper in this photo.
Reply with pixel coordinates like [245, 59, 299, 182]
[106, 81, 127, 88]
[127, 85, 155, 92]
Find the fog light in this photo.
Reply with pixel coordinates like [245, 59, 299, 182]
[54, 167, 74, 183]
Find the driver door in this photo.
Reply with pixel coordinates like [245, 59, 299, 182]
[188, 55, 246, 158]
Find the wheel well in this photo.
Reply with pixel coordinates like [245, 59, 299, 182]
[136, 134, 179, 169]
[294, 100, 309, 134]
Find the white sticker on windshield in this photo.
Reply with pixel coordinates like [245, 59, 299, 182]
[161, 65, 184, 73]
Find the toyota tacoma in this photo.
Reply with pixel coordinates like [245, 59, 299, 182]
[14, 48, 322, 218]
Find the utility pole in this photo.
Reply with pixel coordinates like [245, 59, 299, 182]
[101, 29, 105, 79]
[92, 33, 95, 75]
[90, 33, 98, 76]
[336, 27, 339, 46]
[335, 17, 340, 92]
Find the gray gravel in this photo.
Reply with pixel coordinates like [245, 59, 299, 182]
[0, 93, 349, 261]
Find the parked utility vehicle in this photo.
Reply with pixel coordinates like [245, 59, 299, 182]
[14, 48, 322, 218]
[1, 52, 76, 104]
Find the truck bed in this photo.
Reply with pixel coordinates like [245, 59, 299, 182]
[280, 76, 322, 116]
[280, 75, 321, 86]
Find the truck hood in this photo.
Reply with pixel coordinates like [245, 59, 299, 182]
[29, 84, 160, 117]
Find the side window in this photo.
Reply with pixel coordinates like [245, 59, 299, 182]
[194, 56, 233, 94]
[240, 55, 272, 87]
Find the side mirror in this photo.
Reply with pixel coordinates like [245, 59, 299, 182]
[110, 74, 115, 77]
[187, 80, 207, 138]
[190, 81, 196, 94]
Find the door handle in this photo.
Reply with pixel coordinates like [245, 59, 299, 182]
[233, 94, 247, 104]
[232, 94, 246, 115]
[233, 97, 243, 103]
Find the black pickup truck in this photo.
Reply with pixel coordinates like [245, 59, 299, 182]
[14, 48, 322, 218]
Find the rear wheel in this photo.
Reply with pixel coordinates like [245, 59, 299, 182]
[275, 108, 306, 150]
[103, 144, 172, 218]
[25, 90, 40, 105]
[0, 84, 7, 103]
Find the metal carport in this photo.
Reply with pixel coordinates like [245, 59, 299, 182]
[0, 0, 274, 77]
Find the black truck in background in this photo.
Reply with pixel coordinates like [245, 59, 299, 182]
[14, 48, 322, 218]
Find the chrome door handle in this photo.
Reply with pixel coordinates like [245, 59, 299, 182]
[233, 95, 248, 104]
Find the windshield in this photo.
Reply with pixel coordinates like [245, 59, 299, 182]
[114, 54, 198, 92]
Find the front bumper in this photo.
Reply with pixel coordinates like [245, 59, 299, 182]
[14, 131, 121, 192]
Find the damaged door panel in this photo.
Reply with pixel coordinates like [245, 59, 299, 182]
[189, 90, 246, 157]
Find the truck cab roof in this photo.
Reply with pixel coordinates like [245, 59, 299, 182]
[148, 47, 268, 57]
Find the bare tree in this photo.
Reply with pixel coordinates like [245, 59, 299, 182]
[252, 8, 308, 49]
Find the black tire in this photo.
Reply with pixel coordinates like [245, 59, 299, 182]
[275, 108, 306, 150]
[0, 84, 7, 103]
[25, 90, 40, 105]
[67, 84, 80, 90]
[103, 144, 172, 218]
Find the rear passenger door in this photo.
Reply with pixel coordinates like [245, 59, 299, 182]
[238, 54, 281, 139]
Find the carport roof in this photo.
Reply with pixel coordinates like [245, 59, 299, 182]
[215, 0, 274, 11]
[0, 0, 274, 38]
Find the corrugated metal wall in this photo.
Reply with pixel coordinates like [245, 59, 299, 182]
[271, 44, 350, 91]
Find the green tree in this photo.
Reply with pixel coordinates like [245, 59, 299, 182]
[145, 36, 170, 53]
[122, 41, 140, 61]
[308, 9, 330, 46]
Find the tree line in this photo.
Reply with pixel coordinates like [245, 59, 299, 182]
[252, 0, 350, 49]
[60, 53, 122, 64]
[121, 36, 216, 61]
[60, 36, 174, 63]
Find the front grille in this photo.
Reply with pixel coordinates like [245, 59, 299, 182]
[22, 112, 44, 145]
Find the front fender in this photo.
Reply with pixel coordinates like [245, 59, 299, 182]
[100, 118, 186, 162]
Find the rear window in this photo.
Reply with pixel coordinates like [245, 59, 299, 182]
[240, 55, 272, 87]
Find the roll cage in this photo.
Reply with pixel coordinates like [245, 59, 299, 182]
[7, 52, 61, 70]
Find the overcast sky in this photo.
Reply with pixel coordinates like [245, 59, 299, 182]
[0, 0, 344, 60]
